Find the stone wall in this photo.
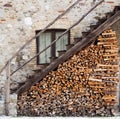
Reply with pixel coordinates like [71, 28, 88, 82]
[0, 0, 120, 116]
[0, 93, 17, 116]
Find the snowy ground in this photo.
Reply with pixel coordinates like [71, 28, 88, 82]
[0, 117, 120, 119]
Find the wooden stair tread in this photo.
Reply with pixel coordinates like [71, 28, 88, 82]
[82, 31, 90, 37]
[58, 50, 66, 56]
[74, 37, 82, 44]
[114, 6, 120, 12]
[106, 12, 114, 19]
[33, 63, 49, 71]
[66, 44, 74, 50]
[49, 56, 58, 62]
[90, 25, 98, 31]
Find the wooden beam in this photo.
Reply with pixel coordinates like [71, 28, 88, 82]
[16, 10, 120, 95]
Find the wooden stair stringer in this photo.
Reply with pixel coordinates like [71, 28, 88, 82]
[16, 10, 120, 95]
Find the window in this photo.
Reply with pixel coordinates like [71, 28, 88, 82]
[36, 29, 70, 64]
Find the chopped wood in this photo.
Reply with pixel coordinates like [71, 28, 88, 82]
[17, 29, 119, 116]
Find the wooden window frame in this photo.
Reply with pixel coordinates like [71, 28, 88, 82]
[36, 29, 70, 65]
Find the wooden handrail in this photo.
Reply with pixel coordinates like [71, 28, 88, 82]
[10, 0, 104, 76]
[0, 0, 82, 74]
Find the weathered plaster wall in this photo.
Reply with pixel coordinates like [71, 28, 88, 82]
[0, 0, 120, 115]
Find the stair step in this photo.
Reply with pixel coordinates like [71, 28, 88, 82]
[49, 56, 58, 62]
[58, 50, 66, 56]
[106, 12, 114, 19]
[33, 63, 49, 71]
[82, 31, 90, 37]
[97, 17, 107, 25]
[66, 44, 74, 50]
[74, 37, 82, 44]
[0, 100, 4, 115]
[114, 6, 120, 13]
[90, 25, 98, 31]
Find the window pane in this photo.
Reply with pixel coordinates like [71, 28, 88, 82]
[39, 32, 51, 63]
[55, 32, 68, 57]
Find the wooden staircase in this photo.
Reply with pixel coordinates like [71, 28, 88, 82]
[13, 6, 120, 95]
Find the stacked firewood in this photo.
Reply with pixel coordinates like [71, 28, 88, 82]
[17, 29, 119, 116]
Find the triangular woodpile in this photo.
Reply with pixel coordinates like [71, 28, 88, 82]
[17, 29, 119, 116]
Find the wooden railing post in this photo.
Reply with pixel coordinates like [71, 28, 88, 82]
[5, 60, 11, 116]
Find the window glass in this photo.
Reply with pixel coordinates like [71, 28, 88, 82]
[38, 32, 51, 63]
[37, 29, 70, 64]
[55, 32, 68, 57]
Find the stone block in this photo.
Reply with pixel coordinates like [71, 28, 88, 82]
[10, 93, 17, 103]
[0, 101, 5, 115]
[8, 103, 17, 116]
